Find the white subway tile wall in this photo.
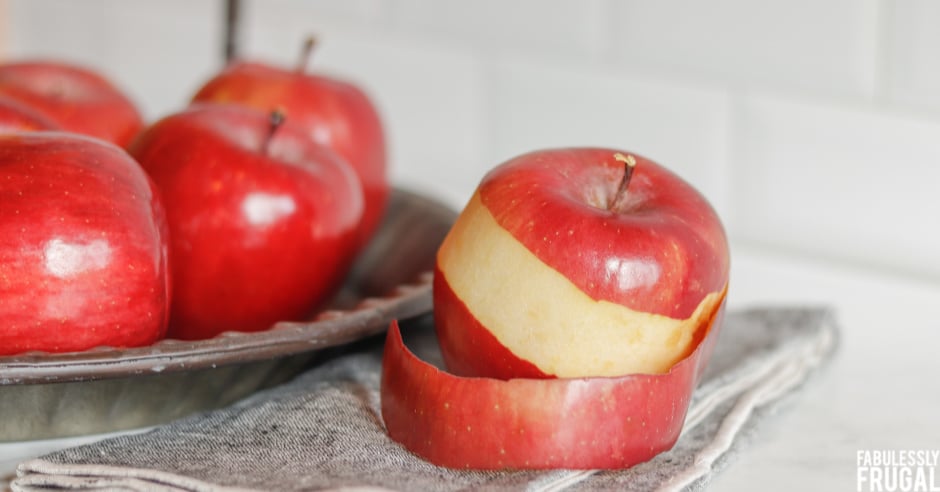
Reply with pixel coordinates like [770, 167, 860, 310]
[883, 1, 940, 112]
[489, 57, 732, 216]
[734, 93, 940, 275]
[5, 0, 940, 280]
[8, 0, 222, 120]
[610, 0, 882, 100]
[389, 0, 608, 61]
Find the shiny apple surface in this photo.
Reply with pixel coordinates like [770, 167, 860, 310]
[434, 148, 730, 379]
[0, 61, 143, 147]
[0, 133, 169, 355]
[382, 296, 725, 470]
[130, 104, 363, 340]
[0, 95, 61, 132]
[192, 61, 388, 246]
[0, 189, 454, 442]
[479, 148, 728, 319]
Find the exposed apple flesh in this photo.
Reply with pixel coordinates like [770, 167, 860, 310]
[382, 297, 725, 470]
[433, 262, 550, 380]
[476, 149, 728, 318]
[436, 193, 725, 378]
[434, 149, 729, 379]
[385, 147, 729, 469]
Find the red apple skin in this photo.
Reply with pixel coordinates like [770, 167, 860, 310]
[0, 61, 143, 147]
[433, 263, 550, 380]
[382, 297, 725, 470]
[0, 95, 62, 132]
[0, 133, 170, 355]
[191, 61, 388, 247]
[480, 148, 728, 319]
[128, 104, 364, 340]
[434, 148, 730, 379]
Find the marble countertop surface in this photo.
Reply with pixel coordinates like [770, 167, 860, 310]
[713, 244, 940, 491]
[2, 242, 939, 490]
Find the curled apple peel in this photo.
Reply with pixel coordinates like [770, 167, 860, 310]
[381, 292, 726, 470]
[383, 148, 730, 469]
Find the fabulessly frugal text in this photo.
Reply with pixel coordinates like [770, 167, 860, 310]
[857, 450, 940, 492]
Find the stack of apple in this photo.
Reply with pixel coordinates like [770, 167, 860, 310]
[0, 41, 388, 354]
[381, 148, 730, 470]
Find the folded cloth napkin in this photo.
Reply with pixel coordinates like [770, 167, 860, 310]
[12, 307, 838, 492]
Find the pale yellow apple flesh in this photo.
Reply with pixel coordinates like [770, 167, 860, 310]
[438, 193, 724, 378]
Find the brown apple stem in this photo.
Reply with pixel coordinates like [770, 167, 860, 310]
[297, 36, 317, 73]
[223, 0, 242, 63]
[609, 153, 637, 212]
[262, 109, 286, 155]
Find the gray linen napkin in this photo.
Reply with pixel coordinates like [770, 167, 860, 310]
[12, 307, 838, 492]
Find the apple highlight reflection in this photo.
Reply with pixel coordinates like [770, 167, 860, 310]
[43, 238, 112, 278]
[241, 192, 297, 226]
[604, 256, 661, 291]
[128, 104, 364, 339]
[0, 133, 170, 354]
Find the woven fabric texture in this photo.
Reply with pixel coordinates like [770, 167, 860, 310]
[12, 307, 838, 492]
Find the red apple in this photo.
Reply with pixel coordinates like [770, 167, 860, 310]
[0, 94, 61, 132]
[381, 147, 729, 469]
[190, 38, 388, 247]
[0, 133, 170, 355]
[382, 299, 724, 470]
[434, 148, 730, 380]
[128, 104, 364, 340]
[0, 60, 144, 147]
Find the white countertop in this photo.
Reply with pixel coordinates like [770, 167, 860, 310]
[714, 243, 940, 491]
[3, 243, 939, 490]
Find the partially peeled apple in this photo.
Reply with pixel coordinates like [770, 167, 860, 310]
[382, 147, 730, 469]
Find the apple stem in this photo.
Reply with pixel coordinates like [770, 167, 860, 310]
[609, 153, 637, 212]
[297, 36, 317, 74]
[262, 109, 286, 155]
[223, 0, 242, 63]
